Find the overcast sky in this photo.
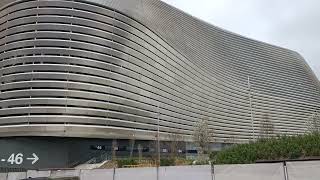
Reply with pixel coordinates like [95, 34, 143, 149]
[162, 0, 320, 80]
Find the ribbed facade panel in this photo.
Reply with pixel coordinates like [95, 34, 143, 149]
[0, 0, 319, 143]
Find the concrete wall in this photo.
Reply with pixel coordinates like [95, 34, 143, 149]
[1, 161, 319, 180]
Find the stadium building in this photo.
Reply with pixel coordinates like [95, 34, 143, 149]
[0, 0, 319, 169]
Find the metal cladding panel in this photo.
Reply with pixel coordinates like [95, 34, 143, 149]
[0, 0, 319, 143]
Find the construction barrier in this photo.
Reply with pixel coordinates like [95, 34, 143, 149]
[0, 161, 319, 180]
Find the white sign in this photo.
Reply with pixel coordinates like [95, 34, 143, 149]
[1, 153, 39, 165]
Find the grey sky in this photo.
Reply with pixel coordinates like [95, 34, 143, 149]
[162, 0, 320, 80]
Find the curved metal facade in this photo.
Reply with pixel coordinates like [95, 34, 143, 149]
[0, 0, 319, 143]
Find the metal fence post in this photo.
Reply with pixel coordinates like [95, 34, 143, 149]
[113, 167, 116, 180]
[211, 164, 215, 180]
[283, 161, 289, 180]
[156, 166, 158, 180]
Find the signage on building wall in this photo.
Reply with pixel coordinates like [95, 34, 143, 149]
[90, 145, 106, 150]
[1, 153, 39, 165]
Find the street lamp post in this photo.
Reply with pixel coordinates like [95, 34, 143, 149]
[248, 76, 255, 141]
[157, 104, 160, 180]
